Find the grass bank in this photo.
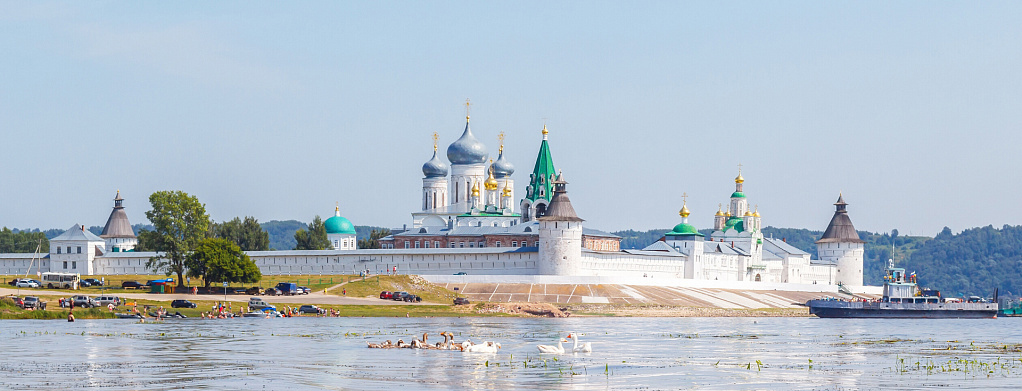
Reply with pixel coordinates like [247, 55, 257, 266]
[325, 275, 461, 304]
[0, 297, 116, 320]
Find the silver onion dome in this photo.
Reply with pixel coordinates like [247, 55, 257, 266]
[446, 120, 488, 165]
[422, 150, 449, 178]
[491, 149, 515, 178]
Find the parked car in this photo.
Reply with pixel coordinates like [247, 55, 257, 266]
[122, 281, 144, 289]
[82, 278, 103, 286]
[94, 296, 120, 307]
[453, 297, 470, 305]
[71, 295, 95, 308]
[171, 299, 197, 308]
[379, 291, 393, 299]
[298, 286, 311, 295]
[275, 282, 299, 296]
[15, 280, 39, 288]
[80, 280, 92, 288]
[264, 288, 280, 296]
[248, 297, 272, 310]
[22, 296, 46, 310]
[403, 294, 422, 303]
[454, 272, 468, 275]
[144, 280, 156, 287]
[246, 287, 263, 295]
[9, 296, 25, 308]
[391, 291, 409, 301]
[298, 305, 323, 314]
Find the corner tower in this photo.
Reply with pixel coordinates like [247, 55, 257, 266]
[521, 125, 557, 222]
[816, 194, 865, 287]
[538, 172, 583, 275]
[100, 190, 138, 252]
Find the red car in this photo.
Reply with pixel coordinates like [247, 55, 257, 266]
[379, 291, 392, 299]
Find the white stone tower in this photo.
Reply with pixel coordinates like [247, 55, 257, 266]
[421, 133, 449, 211]
[538, 173, 583, 275]
[816, 194, 865, 287]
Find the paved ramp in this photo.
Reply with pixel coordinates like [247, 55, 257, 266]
[436, 282, 847, 308]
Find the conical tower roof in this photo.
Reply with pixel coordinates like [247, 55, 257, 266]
[816, 194, 864, 244]
[538, 172, 583, 222]
[100, 191, 136, 239]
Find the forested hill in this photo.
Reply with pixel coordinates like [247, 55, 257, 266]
[902, 225, 1022, 298]
[610, 226, 931, 286]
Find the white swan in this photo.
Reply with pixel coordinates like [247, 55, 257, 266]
[567, 333, 592, 353]
[537, 338, 568, 354]
[464, 341, 501, 353]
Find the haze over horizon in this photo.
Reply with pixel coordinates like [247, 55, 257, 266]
[2, 2, 1020, 237]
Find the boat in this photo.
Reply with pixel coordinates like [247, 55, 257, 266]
[807, 260, 998, 319]
[999, 300, 1022, 317]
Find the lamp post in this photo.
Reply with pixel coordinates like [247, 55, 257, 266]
[223, 281, 228, 302]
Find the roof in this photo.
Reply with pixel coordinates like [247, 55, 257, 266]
[731, 191, 746, 198]
[538, 175, 583, 222]
[620, 249, 687, 258]
[100, 193, 136, 238]
[816, 195, 864, 243]
[666, 222, 703, 237]
[447, 118, 488, 165]
[762, 237, 809, 256]
[244, 247, 536, 257]
[51, 225, 103, 242]
[582, 228, 620, 238]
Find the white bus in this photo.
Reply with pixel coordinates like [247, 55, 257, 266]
[41, 272, 80, 289]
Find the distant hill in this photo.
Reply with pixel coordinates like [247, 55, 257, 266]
[610, 226, 931, 286]
[901, 225, 1022, 298]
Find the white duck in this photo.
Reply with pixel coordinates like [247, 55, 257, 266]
[464, 341, 501, 353]
[537, 338, 569, 354]
[566, 333, 592, 353]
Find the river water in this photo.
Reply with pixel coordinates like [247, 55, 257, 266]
[2, 317, 1021, 390]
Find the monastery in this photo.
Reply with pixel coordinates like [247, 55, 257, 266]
[0, 109, 866, 291]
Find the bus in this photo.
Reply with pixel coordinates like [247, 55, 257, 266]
[41, 272, 80, 290]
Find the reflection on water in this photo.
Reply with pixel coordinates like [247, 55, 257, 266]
[2, 317, 1022, 390]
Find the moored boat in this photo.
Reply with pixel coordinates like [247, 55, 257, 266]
[807, 261, 997, 319]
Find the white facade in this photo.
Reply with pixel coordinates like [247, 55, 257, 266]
[327, 233, 357, 251]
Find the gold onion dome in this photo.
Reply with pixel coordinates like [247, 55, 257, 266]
[725, 211, 732, 217]
[471, 182, 480, 197]
[679, 204, 691, 218]
[753, 207, 760, 217]
[735, 172, 744, 184]
[744, 210, 753, 217]
[502, 183, 512, 197]
[715, 205, 724, 216]
[485, 165, 499, 191]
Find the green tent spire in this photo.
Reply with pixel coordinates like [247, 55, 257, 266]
[525, 124, 557, 203]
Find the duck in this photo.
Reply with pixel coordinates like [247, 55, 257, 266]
[566, 333, 592, 353]
[367, 341, 383, 349]
[464, 341, 501, 353]
[396, 339, 410, 348]
[537, 338, 569, 354]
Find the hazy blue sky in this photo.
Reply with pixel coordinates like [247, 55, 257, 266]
[2, 2, 1020, 236]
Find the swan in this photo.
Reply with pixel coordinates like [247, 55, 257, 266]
[450, 334, 472, 351]
[567, 333, 592, 353]
[537, 338, 568, 354]
[464, 341, 501, 353]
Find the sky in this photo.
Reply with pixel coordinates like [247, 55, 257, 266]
[1, 1, 1020, 237]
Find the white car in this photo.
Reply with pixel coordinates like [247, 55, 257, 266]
[15, 280, 40, 288]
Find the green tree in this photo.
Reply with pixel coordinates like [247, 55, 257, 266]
[358, 228, 392, 249]
[211, 216, 270, 251]
[186, 238, 261, 288]
[293, 216, 331, 250]
[0, 228, 49, 253]
[143, 191, 211, 285]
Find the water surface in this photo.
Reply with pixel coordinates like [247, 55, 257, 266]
[3, 317, 1021, 390]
